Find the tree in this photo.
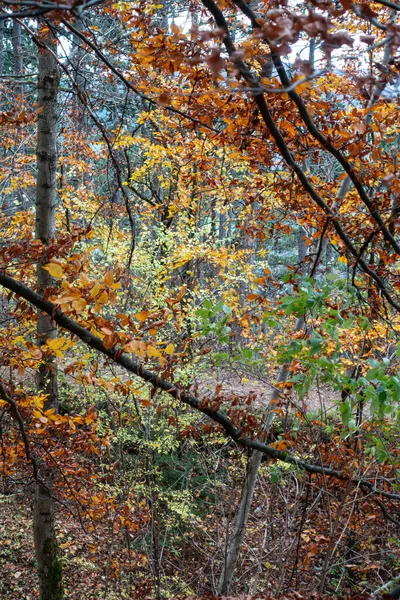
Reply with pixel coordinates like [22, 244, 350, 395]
[0, 1, 399, 598]
[34, 21, 63, 600]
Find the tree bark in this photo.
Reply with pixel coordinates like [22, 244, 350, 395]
[34, 482, 63, 600]
[35, 34, 60, 410]
[12, 21, 23, 77]
[0, 19, 5, 74]
[34, 30, 63, 600]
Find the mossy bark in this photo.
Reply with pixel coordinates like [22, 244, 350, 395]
[34, 483, 63, 600]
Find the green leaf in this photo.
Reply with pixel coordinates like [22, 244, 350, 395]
[214, 300, 224, 312]
[339, 401, 351, 427]
[309, 337, 323, 355]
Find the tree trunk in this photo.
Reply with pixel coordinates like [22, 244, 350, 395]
[34, 483, 63, 600]
[12, 21, 23, 76]
[297, 225, 307, 274]
[34, 30, 62, 600]
[0, 19, 5, 74]
[35, 34, 59, 411]
[218, 361, 292, 594]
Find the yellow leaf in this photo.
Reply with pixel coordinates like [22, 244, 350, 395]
[32, 395, 46, 408]
[79, 273, 90, 286]
[240, 313, 250, 329]
[72, 298, 87, 312]
[134, 311, 151, 322]
[98, 291, 108, 305]
[90, 281, 101, 298]
[338, 256, 348, 264]
[104, 270, 114, 286]
[165, 343, 174, 355]
[147, 345, 162, 358]
[44, 263, 64, 279]
[47, 337, 66, 350]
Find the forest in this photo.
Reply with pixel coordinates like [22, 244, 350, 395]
[0, 0, 399, 599]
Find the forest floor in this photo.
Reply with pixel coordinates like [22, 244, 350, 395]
[0, 487, 391, 600]
[0, 374, 396, 600]
[0, 487, 387, 600]
[1, 455, 398, 600]
[195, 369, 342, 416]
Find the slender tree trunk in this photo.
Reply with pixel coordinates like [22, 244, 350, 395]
[12, 21, 23, 76]
[35, 36, 59, 410]
[0, 20, 5, 74]
[34, 31, 63, 600]
[34, 482, 63, 600]
[218, 356, 295, 594]
[12, 21, 23, 97]
[297, 225, 307, 274]
[12, 20, 28, 212]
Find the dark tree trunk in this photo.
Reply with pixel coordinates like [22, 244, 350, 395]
[34, 29, 63, 600]
[35, 33, 59, 410]
[34, 483, 63, 600]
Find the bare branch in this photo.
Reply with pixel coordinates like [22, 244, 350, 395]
[0, 381, 38, 480]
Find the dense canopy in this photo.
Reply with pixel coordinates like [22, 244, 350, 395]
[0, 0, 400, 598]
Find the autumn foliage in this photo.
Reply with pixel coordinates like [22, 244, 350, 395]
[0, 0, 400, 599]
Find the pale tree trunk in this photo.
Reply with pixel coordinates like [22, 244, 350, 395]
[34, 31, 63, 600]
[218, 171, 353, 594]
[13, 20, 27, 211]
[297, 225, 307, 273]
[65, 17, 87, 229]
[218, 328, 301, 594]
[12, 21, 23, 99]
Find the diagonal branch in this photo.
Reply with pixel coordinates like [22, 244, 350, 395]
[0, 270, 399, 501]
[200, 0, 400, 312]
[231, 0, 400, 258]
[374, 0, 400, 9]
[0, 0, 106, 20]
